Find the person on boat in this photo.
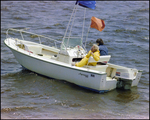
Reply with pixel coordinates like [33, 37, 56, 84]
[75, 44, 100, 67]
[96, 38, 108, 56]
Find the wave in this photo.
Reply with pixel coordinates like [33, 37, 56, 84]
[144, 36, 149, 40]
[138, 8, 149, 12]
[1, 59, 18, 64]
[114, 29, 141, 34]
[51, 100, 83, 108]
[45, 27, 53, 29]
[30, 34, 39, 38]
[13, 17, 29, 20]
[1, 69, 31, 78]
[1, 106, 36, 112]
[12, 91, 38, 96]
[53, 23, 62, 26]
[1, 7, 9, 11]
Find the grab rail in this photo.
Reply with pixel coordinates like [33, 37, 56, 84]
[6, 28, 62, 49]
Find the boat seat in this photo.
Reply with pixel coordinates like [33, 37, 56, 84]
[85, 65, 108, 72]
[85, 55, 111, 72]
[23, 44, 43, 55]
[87, 55, 111, 65]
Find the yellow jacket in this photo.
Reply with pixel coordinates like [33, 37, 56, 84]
[86, 50, 100, 61]
[76, 50, 100, 67]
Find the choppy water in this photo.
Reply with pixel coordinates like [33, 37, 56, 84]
[1, 1, 149, 119]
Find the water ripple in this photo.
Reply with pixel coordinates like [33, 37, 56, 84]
[1, 1, 149, 119]
[1, 106, 36, 112]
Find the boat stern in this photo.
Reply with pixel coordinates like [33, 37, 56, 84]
[131, 70, 143, 87]
[116, 69, 143, 90]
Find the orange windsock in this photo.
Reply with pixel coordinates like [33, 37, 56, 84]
[90, 16, 105, 32]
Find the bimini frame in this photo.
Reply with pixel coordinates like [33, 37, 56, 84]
[60, 2, 88, 53]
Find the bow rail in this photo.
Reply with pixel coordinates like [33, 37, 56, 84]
[6, 28, 63, 49]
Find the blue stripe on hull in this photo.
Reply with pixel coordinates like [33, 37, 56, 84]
[21, 65, 28, 70]
[78, 85, 109, 93]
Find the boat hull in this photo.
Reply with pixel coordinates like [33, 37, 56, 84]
[9, 46, 116, 92]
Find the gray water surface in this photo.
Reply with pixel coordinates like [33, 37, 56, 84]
[1, 1, 149, 119]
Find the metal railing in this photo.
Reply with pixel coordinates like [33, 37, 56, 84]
[6, 28, 87, 54]
[6, 28, 62, 49]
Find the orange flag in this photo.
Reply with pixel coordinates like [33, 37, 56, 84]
[90, 16, 105, 32]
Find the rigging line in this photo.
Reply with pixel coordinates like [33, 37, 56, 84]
[81, 8, 86, 44]
[66, 4, 78, 49]
[84, 21, 91, 49]
[62, 4, 77, 44]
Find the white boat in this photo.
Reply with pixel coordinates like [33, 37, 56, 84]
[4, 1, 142, 93]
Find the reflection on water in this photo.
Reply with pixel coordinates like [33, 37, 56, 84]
[116, 89, 140, 103]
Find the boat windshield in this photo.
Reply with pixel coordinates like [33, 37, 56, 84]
[61, 37, 82, 50]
